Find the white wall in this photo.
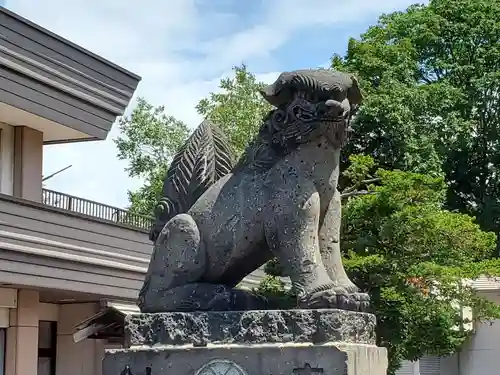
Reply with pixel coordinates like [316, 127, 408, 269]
[396, 324, 499, 375]
[397, 356, 452, 375]
[458, 319, 500, 375]
[396, 290, 500, 375]
[439, 354, 459, 375]
[0, 289, 105, 375]
[457, 290, 500, 374]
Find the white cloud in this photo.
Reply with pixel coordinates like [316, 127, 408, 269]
[5, 0, 418, 208]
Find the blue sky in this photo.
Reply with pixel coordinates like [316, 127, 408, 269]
[3, 0, 420, 207]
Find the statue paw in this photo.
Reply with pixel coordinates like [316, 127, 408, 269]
[299, 287, 371, 312]
[298, 286, 346, 309]
[336, 292, 370, 312]
[338, 281, 360, 294]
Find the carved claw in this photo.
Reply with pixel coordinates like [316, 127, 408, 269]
[298, 287, 370, 312]
[357, 292, 371, 312]
[336, 292, 370, 312]
[298, 286, 346, 309]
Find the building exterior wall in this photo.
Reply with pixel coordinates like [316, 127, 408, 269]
[440, 354, 459, 375]
[0, 123, 43, 201]
[397, 319, 500, 375]
[13, 126, 43, 201]
[5, 289, 39, 375]
[0, 287, 113, 375]
[0, 7, 141, 143]
[0, 194, 150, 299]
[457, 320, 500, 375]
[456, 291, 500, 375]
[0, 121, 151, 301]
[0, 6, 144, 375]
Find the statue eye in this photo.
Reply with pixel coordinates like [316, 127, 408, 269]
[302, 92, 318, 102]
[317, 92, 331, 102]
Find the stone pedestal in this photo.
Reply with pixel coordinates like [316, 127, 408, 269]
[102, 309, 387, 375]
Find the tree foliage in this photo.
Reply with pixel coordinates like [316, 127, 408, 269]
[196, 64, 272, 156]
[342, 156, 500, 373]
[332, 0, 500, 245]
[115, 98, 190, 215]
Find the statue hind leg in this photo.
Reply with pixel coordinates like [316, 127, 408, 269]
[138, 213, 268, 312]
[138, 213, 205, 312]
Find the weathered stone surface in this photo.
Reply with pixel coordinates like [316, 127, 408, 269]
[139, 69, 370, 313]
[138, 283, 268, 314]
[125, 309, 376, 347]
[103, 343, 388, 375]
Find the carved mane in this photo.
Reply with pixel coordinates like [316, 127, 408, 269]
[234, 69, 363, 174]
[233, 110, 284, 173]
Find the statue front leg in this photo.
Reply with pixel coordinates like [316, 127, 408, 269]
[319, 190, 357, 290]
[263, 185, 346, 309]
[319, 190, 370, 311]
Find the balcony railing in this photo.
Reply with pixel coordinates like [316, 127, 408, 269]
[42, 188, 154, 231]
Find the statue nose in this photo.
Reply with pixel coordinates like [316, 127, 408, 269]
[324, 99, 344, 117]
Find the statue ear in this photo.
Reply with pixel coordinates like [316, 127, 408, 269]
[260, 84, 294, 108]
[259, 85, 280, 106]
[347, 75, 363, 106]
[260, 73, 296, 108]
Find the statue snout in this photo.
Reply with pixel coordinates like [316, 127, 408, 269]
[324, 99, 344, 118]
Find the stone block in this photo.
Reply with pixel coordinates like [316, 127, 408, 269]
[125, 309, 376, 347]
[103, 343, 387, 375]
[103, 309, 387, 375]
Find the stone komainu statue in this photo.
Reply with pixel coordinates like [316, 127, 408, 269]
[139, 69, 368, 313]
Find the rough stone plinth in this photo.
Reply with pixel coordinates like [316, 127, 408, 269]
[125, 309, 376, 347]
[103, 309, 387, 375]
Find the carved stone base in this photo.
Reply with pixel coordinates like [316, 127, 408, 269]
[103, 310, 387, 375]
[105, 343, 387, 375]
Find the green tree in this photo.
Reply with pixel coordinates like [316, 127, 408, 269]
[342, 156, 500, 373]
[196, 64, 272, 156]
[115, 98, 190, 215]
[332, 0, 500, 245]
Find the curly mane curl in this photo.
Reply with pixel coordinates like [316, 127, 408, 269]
[233, 110, 282, 174]
[233, 108, 350, 174]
